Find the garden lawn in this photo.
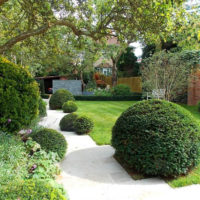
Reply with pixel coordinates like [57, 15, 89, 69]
[76, 101, 200, 187]
[76, 101, 136, 145]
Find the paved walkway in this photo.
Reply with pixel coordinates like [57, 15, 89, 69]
[40, 103, 200, 200]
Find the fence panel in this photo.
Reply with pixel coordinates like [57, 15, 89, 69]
[103, 76, 142, 93]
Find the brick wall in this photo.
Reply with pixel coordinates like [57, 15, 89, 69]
[188, 71, 200, 105]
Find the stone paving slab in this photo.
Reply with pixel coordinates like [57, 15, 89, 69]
[40, 103, 200, 200]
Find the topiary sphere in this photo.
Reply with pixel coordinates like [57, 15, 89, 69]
[112, 100, 200, 177]
[59, 113, 78, 131]
[74, 116, 94, 135]
[49, 89, 74, 110]
[0, 57, 39, 133]
[30, 128, 67, 160]
[62, 101, 78, 113]
[0, 179, 68, 200]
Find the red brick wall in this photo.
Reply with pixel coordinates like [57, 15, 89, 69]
[188, 71, 200, 105]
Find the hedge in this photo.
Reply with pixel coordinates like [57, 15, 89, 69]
[74, 94, 142, 101]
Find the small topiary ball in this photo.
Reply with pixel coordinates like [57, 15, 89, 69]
[0, 179, 68, 200]
[74, 116, 94, 135]
[0, 57, 39, 133]
[59, 113, 78, 131]
[38, 97, 47, 117]
[112, 100, 200, 177]
[49, 89, 74, 110]
[30, 128, 67, 160]
[62, 101, 78, 113]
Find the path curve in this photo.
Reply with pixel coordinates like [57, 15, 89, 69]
[40, 102, 200, 200]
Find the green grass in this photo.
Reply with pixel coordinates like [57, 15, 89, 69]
[76, 101, 200, 187]
[76, 101, 136, 145]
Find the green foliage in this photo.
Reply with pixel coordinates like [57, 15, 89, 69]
[117, 47, 140, 76]
[39, 98, 47, 117]
[141, 50, 198, 101]
[111, 84, 131, 96]
[0, 57, 39, 133]
[94, 89, 112, 96]
[62, 101, 78, 113]
[0, 133, 28, 186]
[41, 93, 50, 99]
[28, 149, 60, 179]
[59, 113, 78, 131]
[36, 79, 45, 94]
[0, 179, 68, 200]
[30, 128, 67, 161]
[49, 89, 75, 110]
[112, 100, 200, 177]
[74, 116, 94, 135]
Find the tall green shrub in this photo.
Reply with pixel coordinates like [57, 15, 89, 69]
[0, 57, 39, 133]
[112, 100, 200, 177]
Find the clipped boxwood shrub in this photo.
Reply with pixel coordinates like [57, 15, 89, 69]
[62, 101, 78, 113]
[112, 100, 200, 177]
[112, 84, 131, 96]
[0, 179, 68, 200]
[39, 98, 47, 117]
[59, 113, 78, 131]
[74, 116, 94, 135]
[0, 57, 39, 132]
[49, 89, 74, 110]
[30, 128, 67, 160]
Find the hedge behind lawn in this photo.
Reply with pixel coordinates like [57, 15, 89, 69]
[74, 94, 142, 101]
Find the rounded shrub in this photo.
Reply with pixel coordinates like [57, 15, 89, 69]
[112, 100, 200, 177]
[59, 113, 78, 131]
[0, 57, 39, 132]
[0, 179, 68, 200]
[74, 116, 94, 135]
[30, 128, 67, 160]
[112, 84, 131, 96]
[62, 101, 78, 113]
[38, 98, 47, 117]
[49, 89, 74, 110]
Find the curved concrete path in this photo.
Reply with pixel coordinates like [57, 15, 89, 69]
[40, 103, 200, 200]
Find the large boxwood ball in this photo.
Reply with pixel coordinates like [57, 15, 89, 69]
[49, 89, 74, 110]
[30, 128, 67, 160]
[59, 113, 78, 131]
[0, 57, 39, 133]
[112, 100, 200, 177]
[74, 116, 94, 135]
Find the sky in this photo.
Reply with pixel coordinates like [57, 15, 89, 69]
[130, 42, 143, 58]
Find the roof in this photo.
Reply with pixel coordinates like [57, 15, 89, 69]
[35, 75, 67, 80]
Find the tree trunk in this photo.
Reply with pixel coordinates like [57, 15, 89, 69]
[112, 58, 117, 87]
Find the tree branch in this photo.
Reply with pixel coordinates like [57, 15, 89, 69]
[0, 23, 50, 54]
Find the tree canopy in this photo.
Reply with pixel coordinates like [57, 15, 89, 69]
[0, 0, 186, 54]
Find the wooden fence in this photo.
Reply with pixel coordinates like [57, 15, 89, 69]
[102, 76, 142, 93]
